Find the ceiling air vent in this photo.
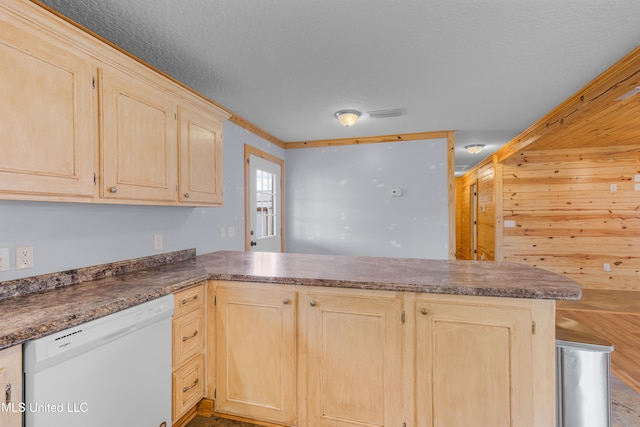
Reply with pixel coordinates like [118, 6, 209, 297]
[367, 108, 406, 119]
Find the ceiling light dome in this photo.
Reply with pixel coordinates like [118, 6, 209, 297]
[335, 110, 361, 127]
[464, 144, 486, 154]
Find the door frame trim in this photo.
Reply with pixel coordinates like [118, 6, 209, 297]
[244, 144, 285, 252]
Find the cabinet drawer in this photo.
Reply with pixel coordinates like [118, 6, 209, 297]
[174, 284, 205, 317]
[173, 308, 204, 366]
[173, 355, 205, 421]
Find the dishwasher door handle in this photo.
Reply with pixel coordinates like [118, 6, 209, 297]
[102, 325, 137, 344]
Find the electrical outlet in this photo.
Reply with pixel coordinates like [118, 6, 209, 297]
[220, 227, 226, 238]
[228, 226, 236, 238]
[153, 234, 163, 250]
[0, 248, 10, 272]
[16, 246, 34, 270]
[604, 263, 611, 272]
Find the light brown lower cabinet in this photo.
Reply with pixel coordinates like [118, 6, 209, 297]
[209, 282, 556, 427]
[300, 288, 403, 427]
[173, 283, 207, 425]
[414, 293, 556, 427]
[215, 282, 297, 426]
[0, 345, 22, 427]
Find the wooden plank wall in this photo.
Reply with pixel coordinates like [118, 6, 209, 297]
[477, 161, 496, 261]
[455, 174, 473, 260]
[455, 160, 496, 261]
[502, 145, 640, 290]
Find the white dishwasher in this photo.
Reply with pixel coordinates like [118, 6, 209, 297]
[23, 294, 174, 427]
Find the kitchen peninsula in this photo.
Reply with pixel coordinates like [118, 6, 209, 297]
[0, 250, 581, 427]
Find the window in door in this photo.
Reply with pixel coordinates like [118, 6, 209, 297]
[256, 168, 277, 238]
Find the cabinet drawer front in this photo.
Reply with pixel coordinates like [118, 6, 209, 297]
[174, 284, 205, 317]
[173, 309, 204, 366]
[172, 355, 204, 421]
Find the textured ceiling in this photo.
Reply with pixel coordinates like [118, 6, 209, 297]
[39, 0, 640, 173]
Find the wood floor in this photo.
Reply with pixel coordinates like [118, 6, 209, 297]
[557, 289, 640, 394]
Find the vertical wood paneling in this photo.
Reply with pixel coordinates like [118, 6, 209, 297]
[503, 146, 640, 290]
[456, 158, 497, 261]
[477, 161, 496, 261]
[455, 172, 474, 260]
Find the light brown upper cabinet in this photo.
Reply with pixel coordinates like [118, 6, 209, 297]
[178, 104, 225, 206]
[0, 3, 96, 200]
[0, 0, 230, 206]
[99, 66, 179, 203]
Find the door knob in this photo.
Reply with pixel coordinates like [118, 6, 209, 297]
[250, 241, 257, 246]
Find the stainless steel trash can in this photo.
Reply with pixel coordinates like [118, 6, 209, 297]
[556, 317, 614, 427]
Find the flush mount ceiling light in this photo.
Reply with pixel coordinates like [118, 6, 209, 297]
[335, 110, 361, 127]
[464, 144, 486, 154]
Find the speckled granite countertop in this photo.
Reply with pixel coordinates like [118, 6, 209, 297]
[0, 249, 581, 350]
[0, 249, 207, 350]
[200, 251, 582, 300]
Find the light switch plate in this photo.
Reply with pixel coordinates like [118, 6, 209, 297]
[0, 248, 10, 272]
[153, 234, 163, 250]
[504, 220, 516, 228]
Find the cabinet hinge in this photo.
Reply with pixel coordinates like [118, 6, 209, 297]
[93, 172, 97, 185]
[214, 388, 217, 399]
[214, 295, 216, 306]
[401, 310, 405, 324]
[532, 321, 536, 335]
[92, 76, 95, 89]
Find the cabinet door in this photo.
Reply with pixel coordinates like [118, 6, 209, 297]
[178, 105, 224, 205]
[303, 292, 403, 427]
[0, 345, 22, 427]
[415, 299, 534, 427]
[0, 7, 95, 199]
[216, 285, 297, 425]
[100, 66, 178, 202]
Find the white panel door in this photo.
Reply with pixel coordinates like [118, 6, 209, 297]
[249, 153, 282, 252]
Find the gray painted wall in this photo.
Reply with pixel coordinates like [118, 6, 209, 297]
[284, 139, 449, 259]
[1, 127, 450, 282]
[0, 122, 283, 281]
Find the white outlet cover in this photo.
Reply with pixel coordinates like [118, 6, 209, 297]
[228, 226, 236, 238]
[504, 220, 516, 228]
[16, 246, 34, 269]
